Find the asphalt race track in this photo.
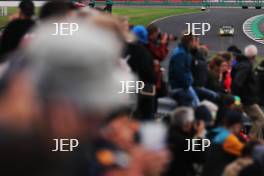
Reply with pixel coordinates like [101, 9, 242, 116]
[154, 8, 264, 56]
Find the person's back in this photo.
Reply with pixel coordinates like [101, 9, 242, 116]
[166, 127, 196, 176]
[191, 47, 208, 88]
[255, 60, 264, 106]
[169, 43, 193, 90]
[125, 42, 156, 85]
[231, 56, 257, 106]
[130, 25, 156, 119]
[0, 19, 35, 61]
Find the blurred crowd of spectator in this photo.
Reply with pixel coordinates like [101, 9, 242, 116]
[0, 0, 264, 176]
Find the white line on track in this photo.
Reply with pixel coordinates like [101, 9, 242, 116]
[149, 9, 210, 26]
[243, 14, 264, 44]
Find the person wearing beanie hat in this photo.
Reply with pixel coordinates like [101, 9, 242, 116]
[124, 26, 156, 120]
[131, 25, 148, 45]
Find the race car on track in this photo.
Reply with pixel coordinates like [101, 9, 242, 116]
[219, 25, 235, 36]
[201, 6, 206, 11]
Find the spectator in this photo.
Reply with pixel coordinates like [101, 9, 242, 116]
[195, 105, 213, 135]
[104, 0, 113, 13]
[1, 17, 135, 176]
[231, 45, 264, 139]
[191, 37, 209, 88]
[203, 110, 245, 176]
[129, 25, 156, 120]
[18, 0, 35, 19]
[219, 52, 233, 93]
[239, 145, 264, 176]
[169, 33, 200, 107]
[165, 107, 206, 176]
[147, 24, 169, 98]
[227, 45, 242, 66]
[207, 55, 226, 93]
[223, 141, 258, 176]
[0, 19, 35, 62]
[191, 37, 220, 103]
[256, 60, 264, 106]
[39, 1, 74, 20]
[9, 0, 35, 21]
[100, 108, 170, 176]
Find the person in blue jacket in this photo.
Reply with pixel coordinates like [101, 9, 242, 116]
[169, 33, 200, 107]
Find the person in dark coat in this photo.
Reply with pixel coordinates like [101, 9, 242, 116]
[231, 45, 264, 139]
[255, 60, 264, 106]
[125, 25, 156, 120]
[164, 107, 206, 176]
[202, 110, 245, 176]
[191, 39, 220, 103]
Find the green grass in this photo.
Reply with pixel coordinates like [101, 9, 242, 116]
[0, 7, 199, 28]
[113, 7, 200, 26]
[0, 7, 16, 28]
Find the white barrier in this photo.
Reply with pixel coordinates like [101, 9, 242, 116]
[0, 7, 7, 16]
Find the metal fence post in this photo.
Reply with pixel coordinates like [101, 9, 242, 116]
[0, 7, 8, 16]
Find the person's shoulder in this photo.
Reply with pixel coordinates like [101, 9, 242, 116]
[223, 134, 244, 156]
[171, 48, 186, 58]
[237, 60, 252, 70]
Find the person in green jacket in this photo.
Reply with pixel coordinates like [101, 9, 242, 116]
[104, 0, 113, 13]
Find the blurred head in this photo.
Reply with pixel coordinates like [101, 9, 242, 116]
[90, 14, 135, 43]
[200, 100, 218, 121]
[18, 0, 35, 19]
[180, 32, 195, 49]
[224, 110, 243, 135]
[132, 25, 148, 45]
[102, 108, 138, 150]
[220, 60, 229, 73]
[227, 45, 241, 56]
[209, 55, 224, 74]
[117, 16, 130, 32]
[242, 141, 259, 158]
[39, 1, 73, 20]
[219, 52, 232, 69]
[25, 18, 135, 139]
[170, 107, 194, 133]
[199, 45, 209, 58]
[147, 24, 159, 41]
[195, 105, 213, 127]
[244, 45, 258, 61]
